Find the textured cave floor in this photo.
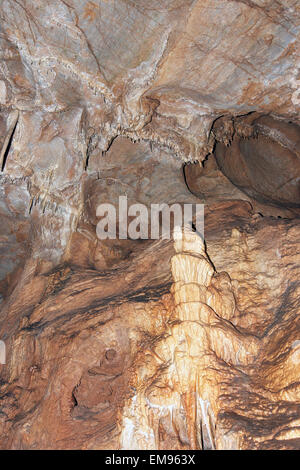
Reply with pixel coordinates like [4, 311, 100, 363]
[0, 157, 299, 449]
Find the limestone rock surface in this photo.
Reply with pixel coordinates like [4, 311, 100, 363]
[0, 0, 299, 450]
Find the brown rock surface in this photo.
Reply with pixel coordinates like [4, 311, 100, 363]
[0, 0, 299, 450]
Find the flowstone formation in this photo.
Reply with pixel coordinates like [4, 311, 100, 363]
[0, 0, 299, 450]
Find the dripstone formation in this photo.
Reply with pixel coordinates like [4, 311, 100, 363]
[0, 0, 299, 450]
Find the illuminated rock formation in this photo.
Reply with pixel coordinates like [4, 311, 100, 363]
[0, 0, 299, 450]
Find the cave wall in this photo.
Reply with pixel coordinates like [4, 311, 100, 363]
[0, 0, 299, 450]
